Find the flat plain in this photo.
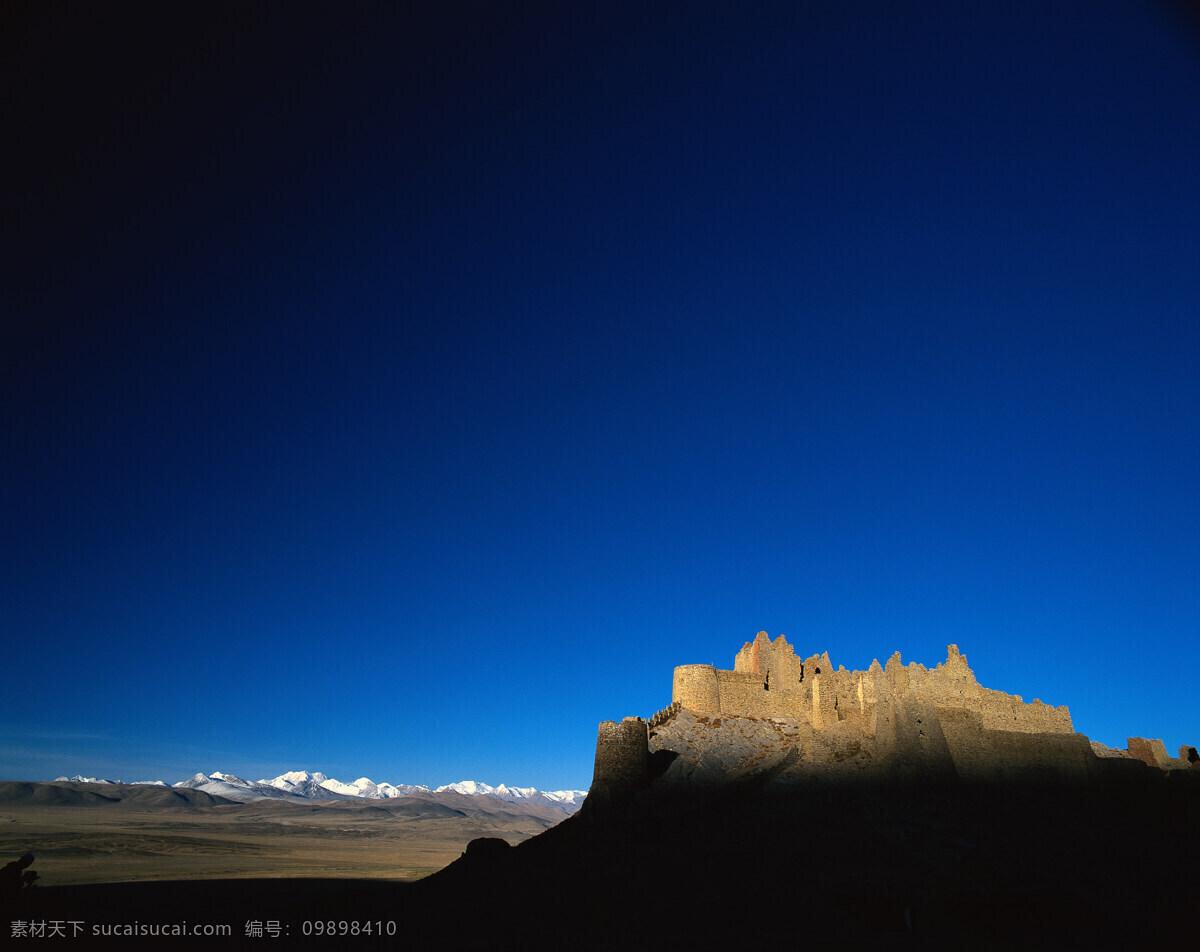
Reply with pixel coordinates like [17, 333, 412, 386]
[0, 781, 568, 886]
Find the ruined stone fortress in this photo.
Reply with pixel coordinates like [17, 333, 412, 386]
[591, 632, 1199, 795]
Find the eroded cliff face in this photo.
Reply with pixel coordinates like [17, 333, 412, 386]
[648, 708, 872, 786]
[646, 705, 1099, 790]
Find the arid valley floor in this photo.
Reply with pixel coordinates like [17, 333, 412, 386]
[0, 781, 566, 886]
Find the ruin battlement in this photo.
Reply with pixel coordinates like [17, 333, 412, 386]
[590, 631, 1198, 797]
[674, 632, 1073, 735]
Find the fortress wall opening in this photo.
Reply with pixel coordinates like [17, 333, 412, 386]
[715, 669, 787, 717]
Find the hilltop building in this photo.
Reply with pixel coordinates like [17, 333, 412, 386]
[591, 632, 1198, 795]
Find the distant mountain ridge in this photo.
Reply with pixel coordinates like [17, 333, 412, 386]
[54, 770, 587, 813]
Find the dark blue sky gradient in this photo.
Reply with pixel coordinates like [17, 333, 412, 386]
[3, 1, 1198, 789]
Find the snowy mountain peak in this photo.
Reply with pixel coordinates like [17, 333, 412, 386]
[271, 770, 329, 787]
[493, 783, 538, 798]
[436, 780, 493, 796]
[432, 779, 588, 810]
[72, 769, 585, 812]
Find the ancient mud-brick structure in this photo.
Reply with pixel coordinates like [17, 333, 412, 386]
[591, 632, 1198, 794]
[591, 717, 650, 792]
[674, 632, 1071, 733]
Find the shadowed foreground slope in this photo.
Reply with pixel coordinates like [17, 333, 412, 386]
[12, 766, 1197, 948]
[413, 767, 1198, 948]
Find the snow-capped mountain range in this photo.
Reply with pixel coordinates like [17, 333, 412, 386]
[54, 771, 588, 813]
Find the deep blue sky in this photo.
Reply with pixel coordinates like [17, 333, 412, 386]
[3, 1, 1198, 790]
